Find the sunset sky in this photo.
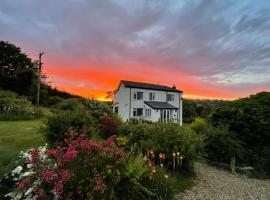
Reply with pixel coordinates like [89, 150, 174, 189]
[1, 0, 270, 100]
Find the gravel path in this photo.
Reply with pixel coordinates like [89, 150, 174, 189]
[177, 162, 270, 200]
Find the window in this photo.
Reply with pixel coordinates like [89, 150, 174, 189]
[145, 108, 151, 117]
[149, 92, 155, 100]
[167, 94, 174, 101]
[114, 106, 119, 114]
[134, 91, 143, 100]
[133, 108, 143, 116]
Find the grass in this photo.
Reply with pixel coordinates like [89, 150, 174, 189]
[0, 120, 45, 177]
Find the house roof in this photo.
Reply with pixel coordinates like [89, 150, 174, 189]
[144, 101, 178, 110]
[120, 80, 182, 93]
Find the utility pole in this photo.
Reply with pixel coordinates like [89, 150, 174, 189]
[37, 52, 44, 106]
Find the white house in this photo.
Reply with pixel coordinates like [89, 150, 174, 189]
[113, 80, 183, 125]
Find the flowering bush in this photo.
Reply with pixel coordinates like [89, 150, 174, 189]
[99, 115, 120, 139]
[7, 131, 175, 200]
[6, 132, 124, 199]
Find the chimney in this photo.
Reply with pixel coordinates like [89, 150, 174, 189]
[172, 84, 176, 89]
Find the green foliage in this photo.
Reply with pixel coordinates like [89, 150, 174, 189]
[0, 41, 35, 97]
[190, 117, 208, 134]
[116, 150, 176, 200]
[54, 98, 85, 111]
[120, 122, 203, 172]
[183, 98, 229, 123]
[204, 125, 244, 164]
[230, 157, 236, 174]
[211, 92, 270, 175]
[44, 110, 96, 145]
[117, 151, 154, 199]
[143, 123, 203, 171]
[83, 99, 113, 120]
[0, 91, 42, 120]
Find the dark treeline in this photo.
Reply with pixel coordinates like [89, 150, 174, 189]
[186, 92, 270, 177]
[183, 98, 229, 123]
[0, 41, 78, 106]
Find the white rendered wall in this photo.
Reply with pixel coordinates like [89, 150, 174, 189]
[113, 84, 182, 125]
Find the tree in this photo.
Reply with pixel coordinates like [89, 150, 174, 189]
[211, 92, 270, 174]
[0, 41, 36, 95]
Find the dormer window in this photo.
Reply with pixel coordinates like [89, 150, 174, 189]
[134, 91, 143, 100]
[149, 92, 155, 101]
[167, 94, 174, 101]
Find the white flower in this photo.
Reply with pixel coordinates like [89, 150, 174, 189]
[12, 166, 23, 176]
[25, 187, 33, 196]
[21, 171, 32, 177]
[27, 163, 32, 168]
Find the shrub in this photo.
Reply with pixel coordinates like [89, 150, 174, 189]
[0, 94, 41, 120]
[7, 132, 175, 200]
[54, 98, 85, 111]
[204, 126, 244, 164]
[44, 110, 96, 145]
[119, 122, 203, 172]
[190, 117, 208, 134]
[141, 123, 203, 172]
[83, 99, 113, 120]
[99, 115, 121, 139]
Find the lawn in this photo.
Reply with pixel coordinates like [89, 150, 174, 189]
[0, 120, 45, 177]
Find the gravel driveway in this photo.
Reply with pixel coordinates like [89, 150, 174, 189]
[176, 162, 270, 200]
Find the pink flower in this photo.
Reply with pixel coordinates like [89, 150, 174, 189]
[68, 131, 78, 138]
[42, 170, 54, 182]
[107, 135, 116, 144]
[18, 180, 27, 189]
[59, 170, 70, 182]
[63, 147, 77, 161]
[28, 149, 39, 164]
[47, 149, 58, 157]
[53, 181, 64, 195]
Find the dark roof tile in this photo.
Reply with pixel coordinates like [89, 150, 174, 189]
[121, 80, 182, 93]
[144, 101, 178, 109]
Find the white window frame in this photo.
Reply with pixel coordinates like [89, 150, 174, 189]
[149, 92, 155, 101]
[167, 94, 174, 101]
[133, 108, 143, 116]
[145, 108, 151, 117]
[134, 91, 143, 100]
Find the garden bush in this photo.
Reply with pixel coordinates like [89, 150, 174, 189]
[203, 125, 245, 165]
[142, 123, 203, 172]
[99, 115, 121, 139]
[54, 98, 85, 111]
[6, 132, 175, 200]
[83, 99, 113, 120]
[44, 110, 96, 145]
[119, 122, 203, 172]
[0, 92, 42, 120]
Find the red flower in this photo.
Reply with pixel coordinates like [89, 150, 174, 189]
[63, 147, 77, 161]
[59, 170, 70, 182]
[53, 181, 64, 195]
[107, 135, 116, 144]
[28, 148, 39, 164]
[18, 180, 27, 189]
[47, 149, 58, 157]
[42, 170, 54, 182]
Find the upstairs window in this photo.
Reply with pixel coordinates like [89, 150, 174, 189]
[133, 108, 143, 116]
[149, 92, 155, 101]
[167, 94, 174, 101]
[133, 91, 143, 100]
